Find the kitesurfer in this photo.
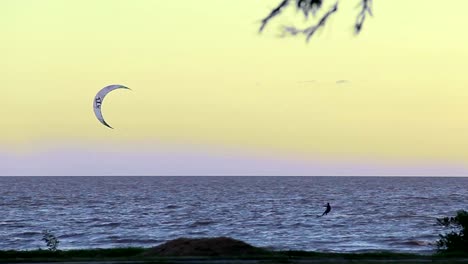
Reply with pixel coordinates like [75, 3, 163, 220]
[321, 202, 331, 216]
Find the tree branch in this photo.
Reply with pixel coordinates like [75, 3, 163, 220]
[259, 0, 290, 33]
[355, 0, 373, 34]
[281, 2, 339, 42]
[259, 0, 373, 41]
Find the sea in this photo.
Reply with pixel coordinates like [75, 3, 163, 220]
[1, 176, 467, 253]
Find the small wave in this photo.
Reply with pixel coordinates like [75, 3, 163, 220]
[290, 222, 314, 228]
[165, 205, 179, 209]
[14, 231, 41, 237]
[5, 224, 29, 228]
[1, 219, 28, 223]
[72, 220, 89, 224]
[405, 240, 433, 246]
[85, 217, 106, 222]
[188, 230, 208, 235]
[189, 220, 215, 227]
[59, 233, 84, 239]
[101, 237, 161, 244]
[115, 238, 161, 244]
[91, 222, 121, 228]
[392, 240, 433, 246]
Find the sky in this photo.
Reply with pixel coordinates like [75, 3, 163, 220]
[2, 0, 468, 176]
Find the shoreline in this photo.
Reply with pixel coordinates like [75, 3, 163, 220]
[1, 247, 467, 264]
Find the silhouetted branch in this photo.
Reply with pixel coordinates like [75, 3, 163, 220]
[259, 0, 374, 42]
[259, 0, 290, 33]
[355, 0, 372, 34]
[282, 2, 338, 42]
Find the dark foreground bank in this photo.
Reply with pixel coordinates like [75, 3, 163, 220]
[2, 249, 468, 264]
[1, 237, 467, 264]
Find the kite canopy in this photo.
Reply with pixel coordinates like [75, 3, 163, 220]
[93, 84, 130, 129]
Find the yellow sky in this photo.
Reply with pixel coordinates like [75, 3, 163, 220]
[2, 0, 468, 165]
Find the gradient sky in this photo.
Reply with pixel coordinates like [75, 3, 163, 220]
[2, 0, 468, 175]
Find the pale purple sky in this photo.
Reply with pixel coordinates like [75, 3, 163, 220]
[2, 143, 468, 176]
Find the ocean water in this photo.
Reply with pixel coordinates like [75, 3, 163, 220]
[0, 176, 467, 253]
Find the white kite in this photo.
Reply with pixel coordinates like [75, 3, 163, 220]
[93, 84, 130, 129]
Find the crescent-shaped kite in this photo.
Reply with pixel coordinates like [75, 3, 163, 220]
[93, 84, 130, 129]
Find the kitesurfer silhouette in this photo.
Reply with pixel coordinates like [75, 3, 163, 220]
[321, 202, 331, 216]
